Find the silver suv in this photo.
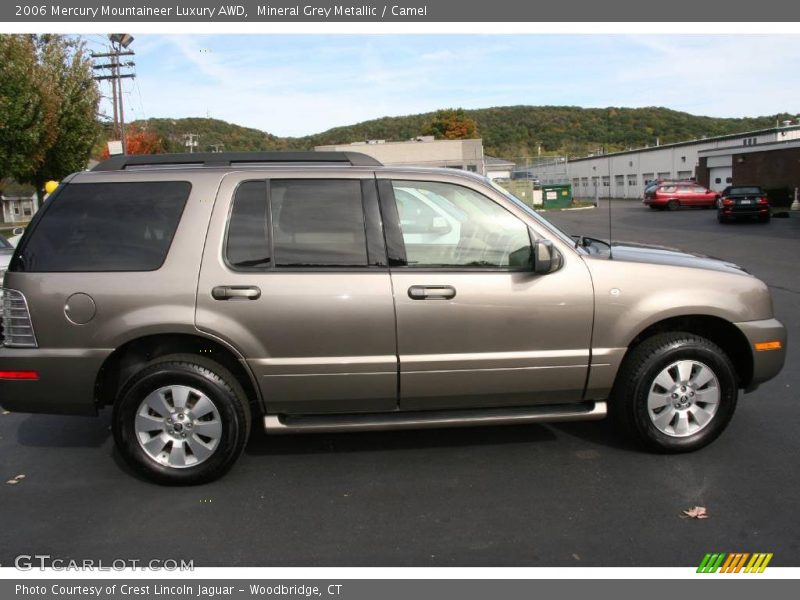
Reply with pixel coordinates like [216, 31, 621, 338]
[0, 152, 787, 484]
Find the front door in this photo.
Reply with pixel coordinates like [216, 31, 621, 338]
[196, 172, 397, 414]
[377, 175, 595, 411]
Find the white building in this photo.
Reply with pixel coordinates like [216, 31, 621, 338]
[533, 122, 800, 199]
[1, 185, 39, 224]
[316, 137, 486, 175]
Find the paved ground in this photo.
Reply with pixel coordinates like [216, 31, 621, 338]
[1, 201, 798, 567]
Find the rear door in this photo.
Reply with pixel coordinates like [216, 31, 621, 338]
[195, 171, 398, 415]
[377, 173, 594, 411]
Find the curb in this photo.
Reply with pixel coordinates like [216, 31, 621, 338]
[539, 205, 597, 212]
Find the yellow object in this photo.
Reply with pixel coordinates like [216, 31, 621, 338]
[754, 341, 782, 351]
[44, 181, 59, 194]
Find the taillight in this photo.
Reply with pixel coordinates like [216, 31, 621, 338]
[758, 196, 769, 205]
[2, 289, 38, 348]
[0, 370, 39, 380]
[722, 198, 734, 206]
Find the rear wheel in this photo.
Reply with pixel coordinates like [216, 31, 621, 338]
[759, 215, 771, 223]
[717, 213, 728, 224]
[666, 199, 680, 211]
[611, 332, 738, 453]
[113, 354, 251, 485]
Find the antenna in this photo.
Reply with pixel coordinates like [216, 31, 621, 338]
[606, 108, 613, 259]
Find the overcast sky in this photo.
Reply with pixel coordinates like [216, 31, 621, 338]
[84, 34, 800, 137]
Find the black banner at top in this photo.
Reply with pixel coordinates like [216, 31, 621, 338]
[3, 0, 800, 22]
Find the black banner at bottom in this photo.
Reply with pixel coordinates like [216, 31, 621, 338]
[2, 579, 797, 600]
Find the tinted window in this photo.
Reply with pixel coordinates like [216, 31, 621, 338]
[16, 181, 189, 272]
[226, 181, 271, 270]
[391, 180, 530, 269]
[271, 180, 367, 267]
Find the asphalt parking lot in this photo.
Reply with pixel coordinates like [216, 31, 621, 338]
[1, 201, 798, 568]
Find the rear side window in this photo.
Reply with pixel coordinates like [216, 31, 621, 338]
[15, 181, 190, 272]
[226, 181, 271, 270]
[271, 179, 368, 267]
[224, 179, 369, 269]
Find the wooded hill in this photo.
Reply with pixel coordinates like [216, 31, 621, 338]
[125, 106, 796, 160]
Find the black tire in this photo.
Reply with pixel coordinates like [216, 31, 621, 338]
[610, 332, 738, 453]
[759, 215, 771, 223]
[717, 213, 727, 224]
[666, 199, 680, 211]
[113, 354, 251, 485]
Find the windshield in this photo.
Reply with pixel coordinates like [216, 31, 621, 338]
[487, 178, 578, 248]
[728, 187, 762, 195]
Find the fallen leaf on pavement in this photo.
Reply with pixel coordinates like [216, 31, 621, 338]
[682, 506, 708, 519]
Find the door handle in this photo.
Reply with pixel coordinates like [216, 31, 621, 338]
[212, 285, 261, 300]
[408, 285, 456, 300]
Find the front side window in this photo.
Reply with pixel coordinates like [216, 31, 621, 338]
[391, 180, 530, 269]
[15, 181, 190, 272]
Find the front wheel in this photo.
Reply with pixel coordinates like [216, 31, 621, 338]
[113, 354, 251, 485]
[611, 333, 738, 453]
[666, 199, 680, 211]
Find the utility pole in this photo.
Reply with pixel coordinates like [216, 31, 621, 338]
[92, 34, 135, 154]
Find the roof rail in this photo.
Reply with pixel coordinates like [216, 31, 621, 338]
[91, 151, 382, 171]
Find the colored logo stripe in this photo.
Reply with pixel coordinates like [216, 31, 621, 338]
[697, 553, 772, 573]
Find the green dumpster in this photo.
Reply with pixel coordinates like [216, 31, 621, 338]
[542, 184, 573, 209]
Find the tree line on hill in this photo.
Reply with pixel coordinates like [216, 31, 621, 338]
[122, 106, 795, 161]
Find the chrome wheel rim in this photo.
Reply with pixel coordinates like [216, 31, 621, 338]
[135, 385, 222, 469]
[647, 360, 720, 438]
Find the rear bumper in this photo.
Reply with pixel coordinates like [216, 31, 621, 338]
[0, 348, 111, 415]
[734, 318, 787, 389]
[719, 206, 769, 219]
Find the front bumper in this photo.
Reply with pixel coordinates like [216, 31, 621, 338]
[734, 318, 787, 390]
[0, 347, 111, 415]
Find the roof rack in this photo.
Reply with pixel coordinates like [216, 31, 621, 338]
[92, 151, 382, 171]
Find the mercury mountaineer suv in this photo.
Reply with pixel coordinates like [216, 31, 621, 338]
[0, 152, 786, 484]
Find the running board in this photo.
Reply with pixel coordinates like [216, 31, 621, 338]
[264, 401, 606, 434]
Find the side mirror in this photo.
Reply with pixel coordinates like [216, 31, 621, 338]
[532, 239, 561, 274]
[12, 227, 24, 236]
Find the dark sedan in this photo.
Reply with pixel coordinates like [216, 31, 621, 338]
[717, 186, 770, 223]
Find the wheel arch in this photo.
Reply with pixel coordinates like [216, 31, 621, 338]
[622, 315, 753, 388]
[95, 332, 263, 413]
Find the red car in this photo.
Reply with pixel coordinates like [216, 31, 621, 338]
[643, 182, 719, 210]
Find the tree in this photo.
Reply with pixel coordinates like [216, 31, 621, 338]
[0, 35, 100, 200]
[0, 35, 57, 184]
[99, 124, 166, 159]
[422, 108, 478, 140]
